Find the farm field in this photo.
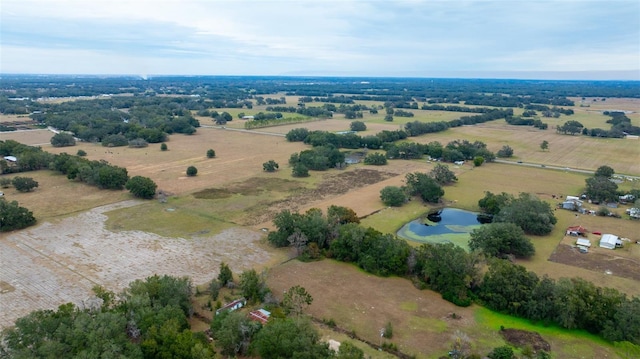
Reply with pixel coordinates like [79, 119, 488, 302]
[1, 91, 639, 357]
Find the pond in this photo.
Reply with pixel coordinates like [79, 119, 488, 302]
[396, 208, 482, 250]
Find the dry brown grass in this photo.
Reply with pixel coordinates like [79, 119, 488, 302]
[266, 259, 476, 358]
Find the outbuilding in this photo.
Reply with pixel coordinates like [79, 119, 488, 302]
[599, 234, 622, 249]
[576, 238, 591, 248]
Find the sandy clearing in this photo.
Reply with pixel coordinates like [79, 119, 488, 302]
[0, 200, 273, 329]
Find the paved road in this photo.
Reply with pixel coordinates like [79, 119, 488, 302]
[200, 125, 286, 137]
[493, 159, 640, 180]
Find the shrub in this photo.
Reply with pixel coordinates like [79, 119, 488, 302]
[102, 134, 128, 147]
[76, 149, 87, 156]
[12, 176, 38, 192]
[380, 186, 407, 207]
[160, 143, 168, 151]
[206, 149, 216, 158]
[263, 160, 279, 172]
[128, 138, 148, 148]
[186, 166, 198, 176]
[292, 163, 309, 177]
[364, 152, 387, 165]
[125, 176, 157, 199]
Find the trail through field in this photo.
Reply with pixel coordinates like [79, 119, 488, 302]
[0, 201, 272, 329]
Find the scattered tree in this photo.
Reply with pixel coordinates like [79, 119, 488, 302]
[496, 145, 514, 158]
[469, 222, 535, 258]
[383, 321, 394, 339]
[540, 140, 549, 151]
[186, 166, 198, 176]
[405, 172, 444, 203]
[473, 156, 485, 167]
[337, 341, 365, 359]
[76, 149, 87, 156]
[263, 160, 279, 172]
[363, 152, 387, 165]
[239, 269, 267, 303]
[212, 311, 260, 357]
[281, 285, 313, 317]
[429, 163, 458, 185]
[585, 176, 618, 203]
[160, 143, 168, 151]
[252, 317, 332, 359]
[594, 165, 615, 178]
[218, 262, 233, 287]
[380, 186, 407, 207]
[291, 163, 309, 177]
[488, 345, 515, 359]
[0, 198, 36, 231]
[11, 176, 38, 192]
[350, 121, 367, 131]
[494, 192, 557, 235]
[125, 176, 157, 199]
[50, 133, 76, 147]
[206, 149, 216, 158]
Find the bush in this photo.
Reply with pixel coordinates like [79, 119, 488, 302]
[380, 186, 407, 207]
[102, 134, 128, 147]
[292, 163, 309, 177]
[186, 166, 198, 176]
[128, 138, 148, 148]
[364, 153, 387, 165]
[0, 178, 12, 188]
[206, 149, 216, 158]
[76, 149, 87, 157]
[263, 160, 279, 172]
[12, 176, 38, 192]
[0, 198, 36, 231]
[160, 143, 168, 151]
[350, 121, 367, 131]
[125, 176, 157, 199]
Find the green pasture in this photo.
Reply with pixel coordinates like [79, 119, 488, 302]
[472, 307, 620, 358]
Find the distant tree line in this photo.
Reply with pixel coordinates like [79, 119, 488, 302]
[505, 116, 548, 129]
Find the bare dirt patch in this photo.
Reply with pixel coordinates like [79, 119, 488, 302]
[243, 168, 397, 226]
[549, 244, 640, 281]
[0, 200, 274, 329]
[500, 328, 551, 353]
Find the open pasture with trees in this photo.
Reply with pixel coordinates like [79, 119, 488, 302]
[2, 77, 640, 357]
[266, 259, 626, 359]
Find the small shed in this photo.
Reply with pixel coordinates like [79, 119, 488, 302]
[215, 298, 246, 316]
[599, 234, 621, 250]
[566, 226, 588, 236]
[576, 238, 591, 247]
[562, 200, 582, 211]
[248, 309, 271, 324]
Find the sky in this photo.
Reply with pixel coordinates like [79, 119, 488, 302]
[1, 0, 639, 80]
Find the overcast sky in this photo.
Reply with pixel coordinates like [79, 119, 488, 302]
[1, 0, 639, 80]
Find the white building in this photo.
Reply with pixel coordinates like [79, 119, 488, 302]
[599, 234, 621, 249]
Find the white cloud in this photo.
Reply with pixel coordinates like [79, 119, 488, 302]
[1, 0, 638, 79]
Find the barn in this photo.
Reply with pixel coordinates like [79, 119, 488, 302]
[599, 234, 621, 250]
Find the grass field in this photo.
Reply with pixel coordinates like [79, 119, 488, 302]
[266, 259, 623, 359]
[1, 96, 639, 356]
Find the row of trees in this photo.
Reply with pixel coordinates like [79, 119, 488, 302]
[266, 202, 638, 344]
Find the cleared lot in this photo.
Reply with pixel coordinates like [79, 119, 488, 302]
[0, 201, 273, 328]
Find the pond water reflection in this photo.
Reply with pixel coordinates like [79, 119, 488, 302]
[396, 208, 482, 250]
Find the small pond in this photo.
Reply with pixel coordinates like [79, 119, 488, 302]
[396, 208, 482, 250]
